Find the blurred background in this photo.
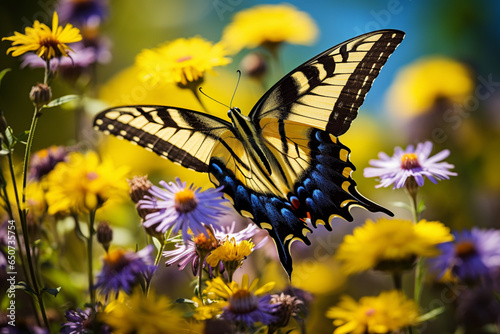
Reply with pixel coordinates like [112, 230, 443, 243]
[1, 0, 500, 332]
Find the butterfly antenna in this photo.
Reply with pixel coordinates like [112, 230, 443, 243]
[198, 87, 230, 109]
[230, 70, 241, 108]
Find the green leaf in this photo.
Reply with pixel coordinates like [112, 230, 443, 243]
[16, 130, 29, 144]
[417, 306, 445, 322]
[45, 94, 79, 108]
[16, 281, 36, 296]
[417, 199, 427, 215]
[42, 286, 61, 297]
[3, 127, 17, 149]
[152, 236, 162, 251]
[0, 68, 11, 86]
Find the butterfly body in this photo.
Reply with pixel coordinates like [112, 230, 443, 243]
[94, 30, 405, 277]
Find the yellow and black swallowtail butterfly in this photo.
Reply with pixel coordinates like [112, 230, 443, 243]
[94, 30, 405, 277]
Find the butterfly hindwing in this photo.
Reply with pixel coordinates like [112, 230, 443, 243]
[250, 29, 405, 136]
[209, 125, 392, 277]
[93, 106, 234, 172]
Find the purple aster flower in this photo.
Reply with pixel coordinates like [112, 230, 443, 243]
[223, 293, 279, 326]
[138, 178, 229, 243]
[428, 228, 500, 282]
[22, 41, 111, 70]
[60, 307, 111, 334]
[28, 146, 70, 181]
[164, 222, 266, 277]
[364, 141, 457, 189]
[95, 245, 155, 298]
[57, 0, 108, 27]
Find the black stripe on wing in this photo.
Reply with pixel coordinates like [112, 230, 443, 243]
[326, 31, 405, 136]
[249, 30, 405, 136]
[93, 105, 233, 172]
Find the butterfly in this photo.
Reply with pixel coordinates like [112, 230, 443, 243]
[94, 29, 405, 277]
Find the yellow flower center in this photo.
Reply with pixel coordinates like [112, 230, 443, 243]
[401, 153, 420, 170]
[455, 241, 477, 259]
[176, 55, 193, 63]
[228, 289, 258, 314]
[104, 249, 128, 269]
[174, 189, 197, 213]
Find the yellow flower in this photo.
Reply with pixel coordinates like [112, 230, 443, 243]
[385, 56, 474, 118]
[336, 218, 453, 274]
[3, 12, 82, 60]
[24, 181, 48, 222]
[192, 296, 224, 321]
[222, 4, 318, 53]
[205, 237, 254, 267]
[204, 274, 275, 301]
[135, 36, 231, 87]
[326, 290, 420, 334]
[101, 289, 187, 334]
[45, 151, 129, 215]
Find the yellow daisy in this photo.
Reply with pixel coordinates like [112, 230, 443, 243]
[101, 289, 188, 334]
[385, 56, 474, 118]
[326, 290, 420, 334]
[45, 151, 129, 215]
[3, 12, 82, 60]
[192, 296, 224, 321]
[206, 238, 254, 266]
[206, 237, 254, 280]
[204, 274, 275, 301]
[135, 36, 231, 87]
[222, 4, 318, 53]
[336, 218, 453, 274]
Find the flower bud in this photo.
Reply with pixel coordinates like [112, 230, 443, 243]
[97, 221, 113, 252]
[268, 293, 303, 330]
[240, 52, 267, 79]
[29, 83, 52, 108]
[128, 175, 153, 204]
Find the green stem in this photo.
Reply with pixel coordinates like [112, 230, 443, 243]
[146, 239, 166, 296]
[19, 104, 49, 329]
[1, 165, 40, 326]
[407, 188, 424, 308]
[2, 160, 29, 281]
[88, 209, 96, 307]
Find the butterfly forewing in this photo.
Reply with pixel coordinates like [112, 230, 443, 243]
[249, 30, 405, 136]
[93, 106, 233, 172]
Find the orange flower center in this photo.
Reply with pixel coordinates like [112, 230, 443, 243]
[455, 241, 477, 259]
[176, 55, 193, 63]
[193, 229, 218, 251]
[174, 189, 197, 213]
[228, 289, 258, 314]
[401, 153, 420, 170]
[104, 249, 128, 269]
